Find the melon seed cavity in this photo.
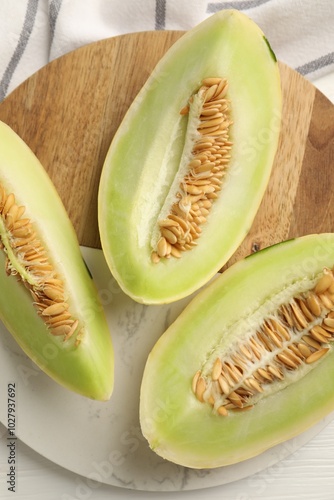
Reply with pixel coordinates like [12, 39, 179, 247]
[0, 183, 82, 344]
[192, 268, 334, 416]
[151, 77, 232, 263]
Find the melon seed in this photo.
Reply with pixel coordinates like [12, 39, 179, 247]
[306, 348, 329, 364]
[0, 184, 81, 343]
[192, 268, 334, 416]
[152, 78, 232, 263]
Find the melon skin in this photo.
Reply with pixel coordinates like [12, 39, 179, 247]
[0, 121, 114, 401]
[139, 234, 334, 468]
[98, 9, 282, 305]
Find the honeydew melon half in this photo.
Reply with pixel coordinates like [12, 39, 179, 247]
[140, 234, 334, 468]
[0, 121, 114, 401]
[98, 9, 282, 304]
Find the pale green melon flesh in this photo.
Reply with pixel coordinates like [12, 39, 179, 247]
[139, 234, 334, 468]
[0, 121, 114, 400]
[98, 9, 282, 304]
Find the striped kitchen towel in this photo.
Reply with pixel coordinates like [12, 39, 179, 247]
[0, 0, 333, 101]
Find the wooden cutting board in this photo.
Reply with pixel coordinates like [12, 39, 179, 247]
[0, 31, 333, 269]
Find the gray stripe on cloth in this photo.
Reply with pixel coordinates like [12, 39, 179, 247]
[207, 0, 272, 11]
[49, 0, 63, 45]
[0, 0, 39, 101]
[296, 51, 334, 76]
[155, 0, 166, 30]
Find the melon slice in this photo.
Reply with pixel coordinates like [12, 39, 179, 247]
[140, 234, 334, 468]
[98, 9, 282, 304]
[0, 121, 114, 400]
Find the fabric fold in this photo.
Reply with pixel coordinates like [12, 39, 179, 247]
[0, 0, 333, 101]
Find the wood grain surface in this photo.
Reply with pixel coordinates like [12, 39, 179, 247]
[0, 31, 333, 267]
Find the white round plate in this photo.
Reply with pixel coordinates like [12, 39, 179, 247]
[0, 247, 333, 491]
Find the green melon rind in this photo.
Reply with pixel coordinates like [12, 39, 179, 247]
[98, 9, 282, 304]
[139, 234, 334, 468]
[0, 121, 114, 401]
